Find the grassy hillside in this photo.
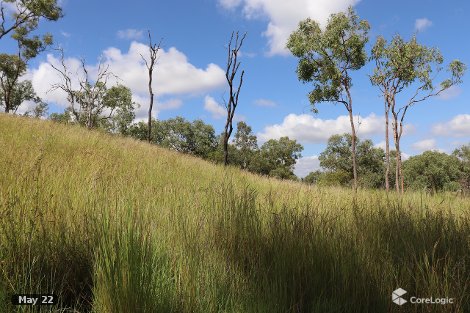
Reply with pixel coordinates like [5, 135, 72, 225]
[0, 114, 469, 313]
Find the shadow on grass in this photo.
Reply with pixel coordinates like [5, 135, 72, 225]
[213, 185, 470, 313]
[0, 214, 95, 312]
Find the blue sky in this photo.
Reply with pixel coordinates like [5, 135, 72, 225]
[3, 0, 469, 176]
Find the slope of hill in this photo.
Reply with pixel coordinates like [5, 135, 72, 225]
[0, 114, 469, 313]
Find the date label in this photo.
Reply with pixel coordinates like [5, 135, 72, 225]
[11, 294, 57, 306]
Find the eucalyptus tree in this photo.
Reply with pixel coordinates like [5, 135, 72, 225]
[287, 7, 370, 191]
[253, 137, 303, 179]
[0, 56, 42, 113]
[0, 0, 62, 40]
[0, 0, 62, 113]
[234, 121, 258, 169]
[370, 35, 466, 193]
[453, 144, 470, 192]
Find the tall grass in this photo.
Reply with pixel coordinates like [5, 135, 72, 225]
[0, 114, 469, 312]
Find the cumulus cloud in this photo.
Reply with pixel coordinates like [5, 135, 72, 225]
[158, 98, 183, 111]
[14, 100, 39, 116]
[294, 155, 321, 178]
[117, 29, 144, 40]
[432, 114, 470, 137]
[258, 113, 383, 143]
[218, 0, 359, 55]
[204, 95, 226, 119]
[101, 43, 226, 96]
[254, 98, 277, 107]
[26, 55, 83, 107]
[375, 140, 386, 150]
[27, 42, 226, 117]
[411, 139, 436, 152]
[415, 18, 432, 33]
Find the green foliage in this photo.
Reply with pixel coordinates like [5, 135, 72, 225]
[303, 170, 322, 185]
[101, 85, 137, 135]
[403, 151, 462, 193]
[370, 35, 465, 94]
[453, 144, 470, 192]
[0, 0, 62, 114]
[0, 75, 42, 113]
[287, 7, 369, 112]
[370, 34, 466, 192]
[129, 117, 218, 159]
[253, 136, 303, 179]
[49, 109, 73, 124]
[52, 84, 138, 132]
[318, 134, 385, 188]
[0, 0, 62, 42]
[234, 121, 258, 169]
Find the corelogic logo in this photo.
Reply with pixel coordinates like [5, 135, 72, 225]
[392, 288, 408, 306]
[392, 287, 455, 306]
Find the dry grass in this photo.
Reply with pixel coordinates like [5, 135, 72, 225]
[0, 114, 469, 312]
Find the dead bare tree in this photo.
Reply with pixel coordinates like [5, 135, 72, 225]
[223, 31, 246, 166]
[49, 48, 116, 129]
[140, 31, 162, 142]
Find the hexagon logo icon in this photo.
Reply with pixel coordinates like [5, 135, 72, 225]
[392, 288, 408, 305]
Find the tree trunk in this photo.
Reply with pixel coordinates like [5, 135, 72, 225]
[392, 117, 401, 193]
[3, 89, 10, 113]
[348, 107, 358, 192]
[345, 87, 358, 192]
[87, 105, 93, 129]
[398, 121, 405, 194]
[223, 121, 233, 166]
[384, 100, 390, 192]
[147, 68, 154, 142]
[223, 132, 229, 166]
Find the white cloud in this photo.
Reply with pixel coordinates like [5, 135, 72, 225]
[158, 98, 183, 111]
[117, 29, 144, 40]
[432, 114, 470, 137]
[204, 95, 226, 119]
[411, 139, 436, 152]
[219, 0, 359, 55]
[258, 113, 383, 143]
[294, 155, 320, 178]
[61, 31, 71, 38]
[14, 100, 38, 116]
[101, 43, 226, 96]
[239, 51, 257, 58]
[438, 86, 462, 100]
[27, 42, 226, 111]
[26, 55, 83, 107]
[254, 98, 277, 107]
[219, 0, 242, 9]
[130, 94, 150, 121]
[415, 18, 432, 33]
[375, 140, 386, 150]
